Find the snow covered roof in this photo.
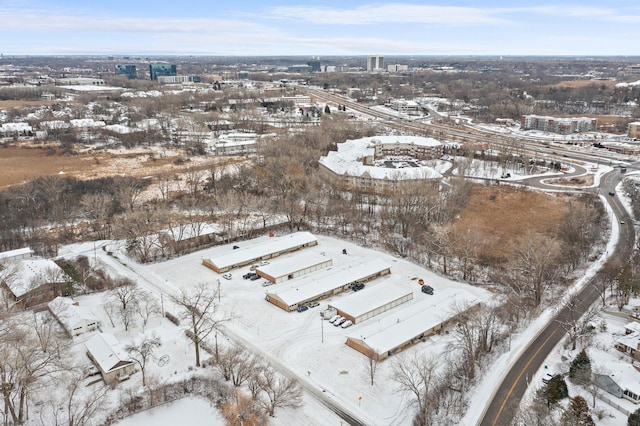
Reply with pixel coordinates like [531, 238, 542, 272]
[624, 322, 640, 334]
[0, 122, 32, 133]
[2, 258, 65, 298]
[266, 259, 390, 307]
[48, 296, 99, 333]
[329, 279, 413, 318]
[70, 119, 106, 128]
[346, 288, 479, 356]
[104, 124, 139, 134]
[257, 252, 331, 278]
[205, 232, 317, 271]
[319, 136, 444, 180]
[85, 333, 133, 373]
[0, 247, 33, 261]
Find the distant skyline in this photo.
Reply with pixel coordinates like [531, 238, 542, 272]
[1, 1, 640, 57]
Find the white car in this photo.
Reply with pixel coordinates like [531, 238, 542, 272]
[222, 273, 232, 280]
[261, 281, 273, 287]
[341, 320, 353, 329]
[334, 317, 347, 327]
[259, 260, 270, 266]
[329, 315, 342, 324]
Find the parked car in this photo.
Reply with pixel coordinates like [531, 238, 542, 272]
[85, 364, 99, 377]
[421, 285, 434, 295]
[232, 245, 240, 250]
[352, 283, 365, 291]
[250, 274, 261, 281]
[542, 373, 554, 384]
[308, 301, 320, 308]
[249, 264, 259, 271]
[261, 281, 273, 287]
[297, 305, 309, 313]
[341, 320, 353, 329]
[243, 273, 253, 279]
[329, 315, 342, 324]
[334, 317, 347, 327]
[222, 273, 232, 280]
[259, 260, 270, 266]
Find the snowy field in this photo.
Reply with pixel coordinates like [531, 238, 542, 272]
[113, 397, 225, 426]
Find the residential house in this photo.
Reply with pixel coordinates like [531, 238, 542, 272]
[85, 333, 136, 384]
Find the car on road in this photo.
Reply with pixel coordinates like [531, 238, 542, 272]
[341, 320, 353, 329]
[297, 305, 309, 313]
[308, 301, 320, 308]
[609, 191, 615, 196]
[334, 317, 347, 327]
[621, 220, 626, 225]
[222, 273, 232, 280]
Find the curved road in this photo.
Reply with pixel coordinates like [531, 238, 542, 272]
[479, 169, 636, 426]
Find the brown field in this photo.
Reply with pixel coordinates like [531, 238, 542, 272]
[455, 185, 570, 260]
[550, 80, 618, 89]
[0, 100, 56, 109]
[0, 145, 231, 190]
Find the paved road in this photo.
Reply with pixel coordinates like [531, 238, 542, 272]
[479, 170, 636, 426]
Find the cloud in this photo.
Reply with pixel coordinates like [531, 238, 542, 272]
[267, 4, 508, 26]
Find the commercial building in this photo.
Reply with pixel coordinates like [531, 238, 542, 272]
[202, 232, 318, 273]
[520, 115, 597, 134]
[257, 253, 333, 284]
[367, 55, 384, 72]
[157, 75, 201, 85]
[388, 99, 421, 115]
[628, 122, 640, 139]
[115, 64, 137, 79]
[387, 64, 408, 73]
[345, 288, 480, 361]
[265, 259, 391, 312]
[318, 136, 445, 194]
[328, 281, 413, 324]
[149, 63, 177, 81]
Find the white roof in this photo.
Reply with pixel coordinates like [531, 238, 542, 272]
[258, 253, 332, 278]
[85, 333, 132, 372]
[329, 279, 413, 318]
[319, 136, 444, 180]
[48, 297, 98, 332]
[0, 247, 33, 261]
[70, 119, 106, 128]
[0, 122, 32, 132]
[266, 259, 390, 307]
[625, 322, 640, 333]
[205, 232, 317, 271]
[346, 288, 479, 355]
[2, 258, 64, 297]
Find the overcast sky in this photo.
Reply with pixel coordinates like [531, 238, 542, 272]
[2, 0, 640, 56]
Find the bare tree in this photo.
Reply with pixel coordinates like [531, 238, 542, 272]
[107, 279, 140, 332]
[216, 345, 258, 387]
[556, 293, 599, 351]
[172, 283, 234, 367]
[45, 370, 110, 426]
[125, 334, 161, 387]
[137, 292, 161, 332]
[256, 367, 303, 417]
[366, 358, 379, 386]
[391, 353, 440, 425]
[220, 390, 268, 426]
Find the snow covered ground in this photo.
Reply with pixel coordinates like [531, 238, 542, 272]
[113, 397, 225, 426]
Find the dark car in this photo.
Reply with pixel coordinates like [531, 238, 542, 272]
[243, 273, 253, 279]
[608, 191, 615, 196]
[297, 305, 309, 313]
[421, 285, 434, 295]
[352, 283, 365, 291]
[250, 274, 261, 281]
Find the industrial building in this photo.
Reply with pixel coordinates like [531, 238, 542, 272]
[257, 253, 333, 284]
[265, 259, 391, 312]
[328, 280, 413, 324]
[345, 289, 479, 361]
[202, 232, 317, 273]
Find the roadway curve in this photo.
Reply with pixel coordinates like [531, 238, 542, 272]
[479, 170, 636, 426]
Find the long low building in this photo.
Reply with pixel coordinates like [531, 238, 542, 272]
[346, 288, 480, 361]
[328, 280, 413, 324]
[265, 260, 391, 312]
[202, 232, 317, 273]
[257, 253, 333, 284]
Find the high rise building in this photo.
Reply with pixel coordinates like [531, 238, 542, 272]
[115, 64, 137, 79]
[149, 64, 177, 81]
[367, 55, 384, 72]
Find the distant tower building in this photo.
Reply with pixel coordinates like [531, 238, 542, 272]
[115, 64, 137, 79]
[367, 55, 384, 72]
[149, 63, 177, 81]
[307, 60, 321, 72]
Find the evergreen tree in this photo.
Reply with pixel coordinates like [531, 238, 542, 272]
[562, 395, 594, 426]
[629, 408, 640, 426]
[569, 349, 592, 383]
[324, 105, 331, 114]
[543, 374, 568, 405]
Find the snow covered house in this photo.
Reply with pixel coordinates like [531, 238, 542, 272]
[345, 289, 480, 361]
[85, 333, 135, 384]
[0, 258, 69, 308]
[0, 247, 34, 263]
[265, 259, 391, 312]
[202, 232, 318, 273]
[594, 367, 640, 404]
[616, 331, 640, 360]
[48, 297, 101, 337]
